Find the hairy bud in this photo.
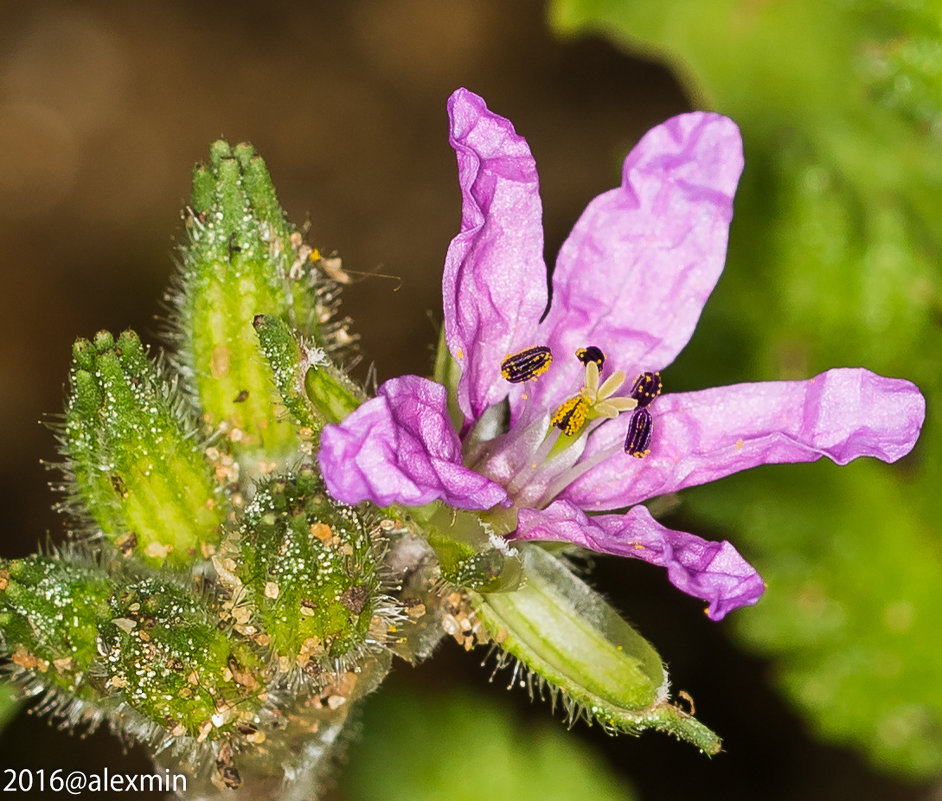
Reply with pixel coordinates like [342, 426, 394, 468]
[98, 577, 267, 747]
[215, 465, 388, 678]
[177, 141, 327, 483]
[472, 544, 722, 754]
[0, 555, 112, 702]
[63, 330, 223, 568]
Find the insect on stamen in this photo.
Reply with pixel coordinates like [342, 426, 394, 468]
[501, 346, 553, 384]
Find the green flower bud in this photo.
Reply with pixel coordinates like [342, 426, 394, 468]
[63, 330, 223, 568]
[178, 141, 330, 481]
[214, 466, 387, 677]
[472, 544, 722, 755]
[0, 555, 112, 700]
[98, 577, 266, 747]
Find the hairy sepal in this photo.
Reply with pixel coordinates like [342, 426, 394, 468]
[471, 544, 722, 754]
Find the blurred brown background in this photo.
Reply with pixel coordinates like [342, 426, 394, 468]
[0, 2, 927, 800]
[0, 0, 682, 556]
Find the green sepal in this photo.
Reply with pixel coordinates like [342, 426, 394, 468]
[433, 327, 464, 432]
[98, 576, 267, 743]
[215, 465, 386, 674]
[420, 505, 523, 593]
[253, 314, 320, 431]
[303, 360, 363, 424]
[472, 544, 722, 755]
[0, 555, 113, 699]
[63, 330, 223, 568]
[253, 312, 363, 434]
[179, 141, 320, 479]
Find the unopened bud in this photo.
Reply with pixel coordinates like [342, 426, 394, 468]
[98, 577, 266, 745]
[178, 141, 323, 480]
[0, 555, 112, 700]
[216, 465, 385, 676]
[63, 330, 223, 567]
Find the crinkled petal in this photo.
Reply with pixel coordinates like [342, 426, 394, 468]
[319, 375, 509, 510]
[444, 88, 548, 423]
[561, 368, 926, 511]
[515, 501, 764, 620]
[533, 112, 743, 409]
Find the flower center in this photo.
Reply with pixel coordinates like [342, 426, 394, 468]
[479, 345, 663, 509]
[550, 358, 638, 438]
[498, 345, 663, 456]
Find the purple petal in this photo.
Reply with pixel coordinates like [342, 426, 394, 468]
[561, 368, 926, 511]
[515, 501, 764, 620]
[319, 375, 509, 510]
[532, 112, 743, 410]
[443, 88, 548, 423]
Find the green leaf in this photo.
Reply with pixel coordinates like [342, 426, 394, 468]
[0, 683, 19, 734]
[549, 0, 942, 778]
[343, 686, 638, 801]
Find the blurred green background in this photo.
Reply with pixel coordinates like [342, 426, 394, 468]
[1, 1, 939, 800]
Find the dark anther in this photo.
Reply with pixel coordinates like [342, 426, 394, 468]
[630, 371, 662, 408]
[576, 346, 605, 369]
[624, 408, 653, 458]
[500, 346, 552, 383]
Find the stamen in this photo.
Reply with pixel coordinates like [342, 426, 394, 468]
[535, 431, 622, 508]
[630, 371, 662, 408]
[505, 425, 563, 497]
[624, 408, 653, 458]
[596, 369, 627, 401]
[583, 361, 600, 395]
[501, 346, 552, 384]
[576, 346, 605, 370]
[551, 396, 588, 437]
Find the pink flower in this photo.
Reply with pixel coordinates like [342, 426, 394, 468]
[318, 89, 925, 620]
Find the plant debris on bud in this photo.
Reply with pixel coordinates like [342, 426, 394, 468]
[214, 466, 390, 679]
[62, 330, 224, 568]
[174, 141, 353, 486]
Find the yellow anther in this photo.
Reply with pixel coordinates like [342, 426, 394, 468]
[551, 396, 588, 437]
